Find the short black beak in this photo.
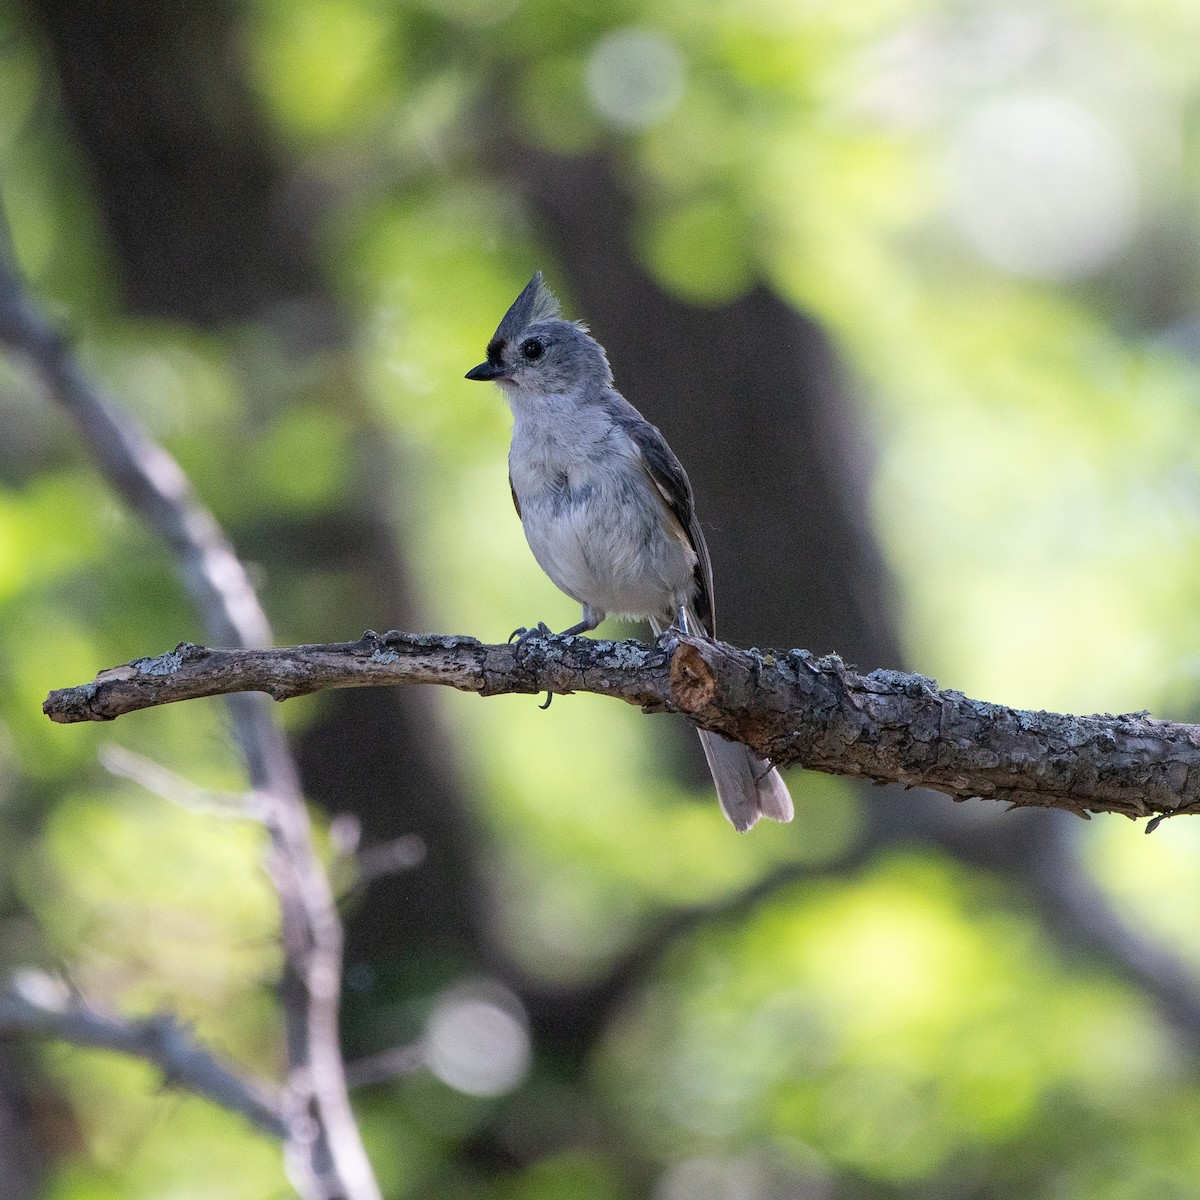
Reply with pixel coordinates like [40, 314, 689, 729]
[465, 361, 505, 381]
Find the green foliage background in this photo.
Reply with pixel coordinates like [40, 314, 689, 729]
[1, 0, 1200, 1196]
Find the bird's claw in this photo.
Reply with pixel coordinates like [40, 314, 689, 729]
[508, 621, 553, 645]
[506, 624, 557, 710]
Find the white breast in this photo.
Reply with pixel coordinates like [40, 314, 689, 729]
[507, 398, 696, 621]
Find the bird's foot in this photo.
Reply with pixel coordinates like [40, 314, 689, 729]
[359, 628, 402, 652]
[507, 623, 558, 710]
[508, 621, 553, 645]
[653, 627, 682, 651]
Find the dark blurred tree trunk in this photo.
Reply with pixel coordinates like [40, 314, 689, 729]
[22, 0, 320, 324]
[0, 1050, 46, 1199]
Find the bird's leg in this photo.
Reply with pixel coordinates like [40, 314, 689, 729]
[671, 604, 691, 635]
[511, 604, 604, 643]
[556, 609, 603, 638]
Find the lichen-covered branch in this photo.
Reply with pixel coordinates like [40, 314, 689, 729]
[43, 630, 1200, 823]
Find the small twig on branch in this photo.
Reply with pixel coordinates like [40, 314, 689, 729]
[351, 836, 427, 889]
[98, 744, 266, 819]
[343, 1043, 425, 1090]
[0, 973, 288, 1139]
[41, 629, 1200, 825]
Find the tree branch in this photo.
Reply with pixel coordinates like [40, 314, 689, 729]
[0, 212, 379, 1200]
[42, 630, 1200, 824]
[0, 974, 288, 1140]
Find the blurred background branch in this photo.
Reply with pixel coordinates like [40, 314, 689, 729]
[0, 972, 289, 1140]
[0, 198, 379, 1199]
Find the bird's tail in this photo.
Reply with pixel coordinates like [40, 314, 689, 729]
[650, 613, 793, 832]
[697, 729, 794, 833]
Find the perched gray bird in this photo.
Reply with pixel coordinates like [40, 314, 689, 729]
[466, 272, 793, 832]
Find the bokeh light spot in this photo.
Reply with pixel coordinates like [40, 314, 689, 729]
[586, 28, 685, 131]
[948, 93, 1137, 280]
[424, 981, 531, 1098]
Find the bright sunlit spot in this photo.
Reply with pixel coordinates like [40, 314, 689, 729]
[586, 28, 685, 130]
[424, 981, 531, 1098]
[948, 93, 1138, 280]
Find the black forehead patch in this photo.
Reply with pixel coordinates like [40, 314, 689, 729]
[486, 337, 505, 362]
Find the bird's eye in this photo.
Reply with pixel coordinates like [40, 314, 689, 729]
[520, 338, 544, 361]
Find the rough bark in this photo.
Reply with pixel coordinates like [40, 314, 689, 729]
[43, 631, 1200, 824]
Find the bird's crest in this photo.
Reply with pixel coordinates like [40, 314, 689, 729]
[494, 272, 562, 343]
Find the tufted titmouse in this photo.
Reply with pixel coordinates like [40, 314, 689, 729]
[466, 273, 793, 832]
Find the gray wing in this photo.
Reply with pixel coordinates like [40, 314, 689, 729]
[611, 403, 716, 637]
[508, 472, 521, 520]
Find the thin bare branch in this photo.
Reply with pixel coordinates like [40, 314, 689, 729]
[353, 836, 427, 888]
[99, 744, 264, 819]
[343, 1044, 425, 1090]
[41, 630, 1200, 825]
[0, 973, 288, 1139]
